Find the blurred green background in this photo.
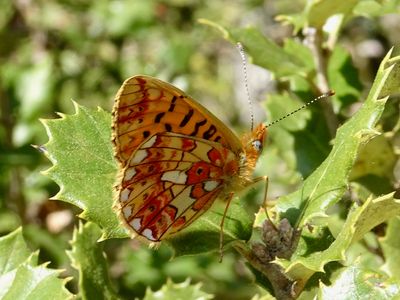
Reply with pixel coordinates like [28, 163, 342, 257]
[1, 0, 399, 299]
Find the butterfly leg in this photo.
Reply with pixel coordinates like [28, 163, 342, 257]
[219, 192, 234, 262]
[255, 176, 278, 231]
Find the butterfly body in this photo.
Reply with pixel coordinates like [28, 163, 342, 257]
[112, 75, 266, 242]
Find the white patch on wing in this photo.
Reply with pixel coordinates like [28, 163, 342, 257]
[130, 149, 148, 165]
[204, 180, 220, 192]
[170, 187, 196, 215]
[190, 143, 213, 162]
[142, 228, 156, 241]
[129, 218, 141, 231]
[171, 185, 185, 197]
[141, 135, 157, 148]
[122, 206, 132, 218]
[161, 170, 188, 184]
[124, 168, 136, 181]
[120, 188, 131, 202]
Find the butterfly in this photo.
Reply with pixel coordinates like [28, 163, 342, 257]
[112, 75, 266, 244]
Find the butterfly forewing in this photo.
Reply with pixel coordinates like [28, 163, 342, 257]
[112, 75, 242, 166]
[117, 132, 239, 241]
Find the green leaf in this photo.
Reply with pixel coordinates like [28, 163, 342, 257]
[199, 20, 305, 78]
[0, 228, 31, 275]
[269, 49, 400, 288]
[380, 217, 400, 280]
[142, 278, 213, 300]
[68, 222, 118, 300]
[306, 0, 359, 29]
[264, 93, 331, 177]
[41, 102, 126, 239]
[0, 228, 73, 300]
[379, 52, 400, 98]
[354, 1, 383, 17]
[318, 262, 400, 299]
[23, 224, 70, 267]
[276, 193, 400, 286]
[0, 263, 72, 300]
[167, 200, 253, 256]
[276, 48, 398, 226]
[380, 0, 400, 13]
[17, 54, 55, 122]
[283, 39, 315, 75]
[327, 45, 362, 108]
[350, 134, 397, 181]
[229, 27, 306, 77]
[276, 0, 359, 33]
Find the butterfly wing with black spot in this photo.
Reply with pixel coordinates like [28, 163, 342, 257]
[112, 75, 242, 166]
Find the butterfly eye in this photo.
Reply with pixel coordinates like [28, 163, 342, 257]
[252, 140, 263, 153]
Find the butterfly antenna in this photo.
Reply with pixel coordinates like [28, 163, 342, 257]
[237, 42, 254, 131]
[266, 90, 335, 128]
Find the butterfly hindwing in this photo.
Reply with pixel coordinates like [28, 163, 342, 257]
[116, 132, 239, 241]
[112, 75, 242, 166]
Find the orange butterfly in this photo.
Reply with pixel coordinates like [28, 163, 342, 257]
[112, 75, 266, 244]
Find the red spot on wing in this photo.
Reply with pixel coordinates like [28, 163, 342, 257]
[192, 188, 221, 211]
[127, 161, 177, 183]
[172, 216, 186, 229]
[186, 162, 222, 185]
[132, 189, 173, 226]
[118, 102, 150, 123]
[207, 148, 223, 165]
[181, 138, 196, 151]
[190, 183, 207, 198]
[144, 205, 178, 240]
[142, 148, 181, 162]
[153, 135, 172, 147]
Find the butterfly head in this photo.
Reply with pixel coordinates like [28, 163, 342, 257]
[241, 123, 267, 169]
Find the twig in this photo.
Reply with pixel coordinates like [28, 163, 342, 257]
[233, 241, 296, 300]
[304, 27, 339, 137]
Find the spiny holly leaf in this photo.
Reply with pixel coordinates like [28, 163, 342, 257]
[318, 262, 400, 299]
[380, 217, 400, 280]
[68, 222, 118, 300]
[0, 228, 73, 300]
[275, 193, 400, 286]
[0, 228, 31, 274]
[0, 262, 72, 300]
[276, 48, 399, 227]
[41, 102, 126, 240]
[379, 54, 400, 97]
[142, 278, 213, 300]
